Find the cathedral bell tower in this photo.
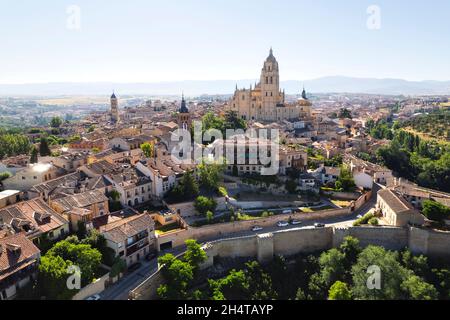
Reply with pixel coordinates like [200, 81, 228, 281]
[260, 48, 281, 121]
[110, 92, 119, 123]
[176, 93, 191, 131]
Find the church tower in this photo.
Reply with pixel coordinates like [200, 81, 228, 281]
[176, 94, 191, 130]
[260, 48, 281, 121]
[110, 92, 119, 123]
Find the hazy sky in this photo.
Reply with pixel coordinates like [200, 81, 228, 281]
[0, 0, 449, 84]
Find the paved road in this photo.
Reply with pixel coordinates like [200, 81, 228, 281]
[98, 189, 378, 300]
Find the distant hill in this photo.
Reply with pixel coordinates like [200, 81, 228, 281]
[1, 76, 449, 96]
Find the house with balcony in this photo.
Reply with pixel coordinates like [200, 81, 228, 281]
[100, 213, 156, 266]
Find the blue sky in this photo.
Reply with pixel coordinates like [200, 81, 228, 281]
[0, 0, 449, 83]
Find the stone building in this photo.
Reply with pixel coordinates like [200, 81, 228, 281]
[376, 189, 425, 227]
[227, 49, 312, 122]
[110, 92, 119, 123]
[175, 94, 192, 131]
[100, 213, 156, 266]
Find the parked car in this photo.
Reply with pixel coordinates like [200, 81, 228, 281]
[277, 221, 289, 227]
[251, 226, 263, 232]
[290, 220, 302, 225]
[145, 252, 157, 261]
[356, 214, 363, 219]
[282, 209, 293, 214]
[314, 223, 325, 228]
[86, 294, 101, 301]
[127, 262, 142, 272]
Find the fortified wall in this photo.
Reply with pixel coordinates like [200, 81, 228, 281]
[130, 225, 450, 300]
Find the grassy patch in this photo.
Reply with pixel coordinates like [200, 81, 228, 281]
[331, 200, 352, 208]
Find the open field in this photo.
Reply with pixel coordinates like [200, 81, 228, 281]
[403, 127, 450, 145]
[37, 96, 109, 106]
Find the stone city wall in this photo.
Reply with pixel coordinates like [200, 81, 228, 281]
[131, 225, 450, 300]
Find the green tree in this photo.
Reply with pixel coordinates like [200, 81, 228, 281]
[157, 254, 194, 300]
[50, 116, 63, 128]
[351, 246, 408, 300]
[184, 239, 207, 273]
[338, 108, 352, 119]
[209, 270, 249, 300]
[401, 275, 438, 300]
[335, 165, 356, 191]
[39, 137, 51, 156]
[30, 146, 39, 164]
[206, 211, 214, 223]
[224, 110, 247, 131]
[328, 281, 352, 300]
[422, 200, 450, 222]
[198, 162, 224, 191]
[38, 255, 74, 300]
[140, 142, 154, 158]
[194, 196, 217, 215]
[46, 240, 102, 285]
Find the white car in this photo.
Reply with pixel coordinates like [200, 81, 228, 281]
[290, 220, 302, 225]
[86, 294, 101, 301]
[251, 226, 263, 232]
[356, 214, 363, 219]
[282, 209, 293, 214]
[277, 221, 289, 227]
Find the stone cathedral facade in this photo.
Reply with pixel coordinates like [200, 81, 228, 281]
[227, 49, 312, 122]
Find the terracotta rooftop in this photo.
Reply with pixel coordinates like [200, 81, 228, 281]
[0, 233, 40, 281]
[378, 189, 415, 214]
[100, 214, 154, 244]
[52, 189, 108, 212]
[0, 198, 68, 238]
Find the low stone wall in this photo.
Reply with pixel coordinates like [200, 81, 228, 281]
[72, 272, 110, 301]
[129, 252, 185, 300]
[322, 190, 361, 200]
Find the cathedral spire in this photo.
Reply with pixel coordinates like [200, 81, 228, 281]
[302, 85, 308, 100]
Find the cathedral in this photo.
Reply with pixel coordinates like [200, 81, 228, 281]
[227, 49, 312, 122]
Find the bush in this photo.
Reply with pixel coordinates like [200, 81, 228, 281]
[353, 213, 375, 226]
[194, 196, 217, 215]
[422, 200, 450, 222]
[368, 217, 379, 226]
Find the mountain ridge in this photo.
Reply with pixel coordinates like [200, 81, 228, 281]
[1, 76, 449, 96]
